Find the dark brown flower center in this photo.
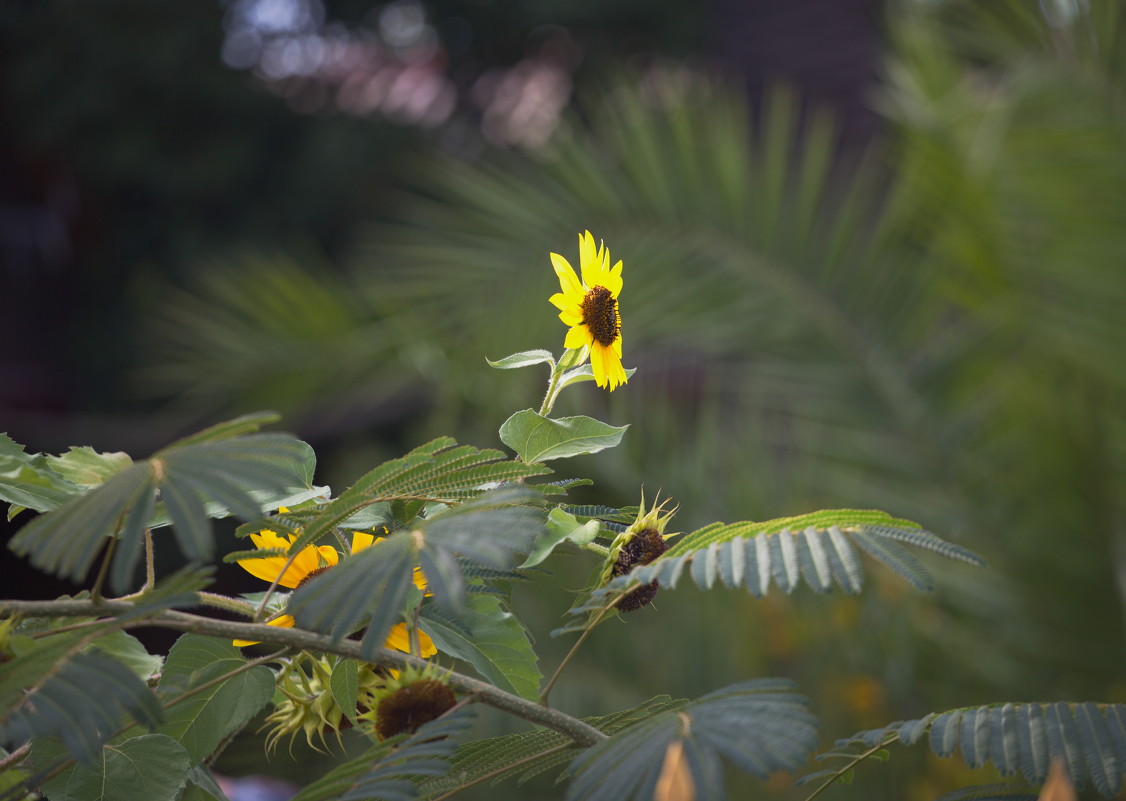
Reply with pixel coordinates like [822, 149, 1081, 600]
[611, 528, 668, 612]
[296, 565, 332, 589]
[580, 285, 620, 347]
[374, 679, 457, 740]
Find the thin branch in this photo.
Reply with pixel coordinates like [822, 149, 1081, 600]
[540, 592, 623, 705]
[0, 598, 607, 748]
[802, 734, 898, 801]
[195, 592, 258, 617]
[0, 743, 30, 773]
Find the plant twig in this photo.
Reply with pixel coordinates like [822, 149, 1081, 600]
[802, 734, 898, 801]
[540, 593, 622, 705]
[0, 598, 607, 748]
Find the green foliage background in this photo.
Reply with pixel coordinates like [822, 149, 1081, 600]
[4, 1, 1125, 799]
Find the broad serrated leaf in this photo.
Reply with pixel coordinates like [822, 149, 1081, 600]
[521, 508, 601, 568]
[0, 434, 84, 517]
[45, 447, 133, 490]
[88, 632, 163, 683]
[499, 410, 628, 463]
[565, 679, 818, 801]
[1, 649, 163, 764]
[155, 635, 274, 765]
[33, 733, 191, 801]
[178, 765, 232, 801]
[420, 595, 541, 700]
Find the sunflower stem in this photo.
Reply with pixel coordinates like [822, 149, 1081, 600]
[196, 592, 259, 617]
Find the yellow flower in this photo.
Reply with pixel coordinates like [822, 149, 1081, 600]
[235, 527, 435, 656]
[548, 230, 628, 391]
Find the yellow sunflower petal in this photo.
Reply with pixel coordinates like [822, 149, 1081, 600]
[233, 613, 295, 647]
[412, 567, 428, 593]
[549, 292, 578, 313]
[590, 343, 607, 388]
[383, 623, 438, 657]
[550, 253, 583, 297]
[351, 531, 375, 553]
[601, 260, 623, 297]
[597, 344, 627, 391]
[579, 231, 600, 288]
[564, 325, 590, 350]
[558, 308, 583, 326]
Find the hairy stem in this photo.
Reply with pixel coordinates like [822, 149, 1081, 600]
[195, 592, 258, 617]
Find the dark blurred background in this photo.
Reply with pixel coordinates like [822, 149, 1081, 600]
[2, 1, 1124, 799]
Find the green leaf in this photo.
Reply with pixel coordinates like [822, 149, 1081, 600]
[831, 702, 1126, 796]
[419, 695, 683, 797]
[565, 679, 818, 801]
[155, 635, 274, 765]
[8, 417, 312, 592]
[88, 631, 163, 683]
[46, 447, 134, 489]
[0, 435, 84, 517]
[290, 708, 474, 801]
[34, 734, 192, 801]
[486, 350, 555, 370]
[421, 595, 542, 700]
[1, 646, 163, 764]
[521, 508, 601, 568]
[560, 510, 986, 634]
[330, 660, 361, 727]
[557, 364, 637, 390]
[499, 410, 628, 464]
[160, 411, 281, 449]
[178, 766, 231, 801]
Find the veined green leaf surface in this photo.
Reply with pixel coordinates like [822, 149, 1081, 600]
[499, 410, 628, 463]
[421, 595, 541, 700]
[155, 635, 274, 765]
[33, 734, 191, 801]
[486, 349, 555, 370]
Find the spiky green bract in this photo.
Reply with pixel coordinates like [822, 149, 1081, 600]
[6, 412, 314, 593]
[564, 679, 817, 801]
[286, 486, 546, 660]
[288, 707, 475, 801]
[0, 634, 163, 763]
[825, 702, 1126, 796]
[418, 695, 682, 797]
[558, 509, 984, 636]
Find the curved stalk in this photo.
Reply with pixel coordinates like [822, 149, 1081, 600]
[0, 597, 607, 748]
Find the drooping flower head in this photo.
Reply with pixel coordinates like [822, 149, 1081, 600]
[235, 522, 434, 656]
[602, 495, 678, 612]
[359, 664, 458, 741]
[548, 231, 628, 391]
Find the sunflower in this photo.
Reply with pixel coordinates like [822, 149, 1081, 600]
[548, 230, 628, 391]
[235, 526, 435, 656]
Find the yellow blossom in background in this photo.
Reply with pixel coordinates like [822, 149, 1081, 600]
[549, 230, 628, 391]
[234, 526, 435, 655]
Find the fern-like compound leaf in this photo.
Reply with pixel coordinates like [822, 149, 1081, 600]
[564, 679, 818, 801]
[829, 702, 1126, 796]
